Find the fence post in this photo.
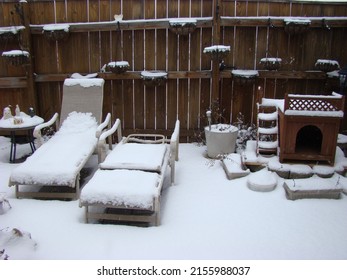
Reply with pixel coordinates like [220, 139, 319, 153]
[19, 1, 37, 114]
[212, 0, 221, 102]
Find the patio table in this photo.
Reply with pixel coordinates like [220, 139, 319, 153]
[0, 113, 44, 163]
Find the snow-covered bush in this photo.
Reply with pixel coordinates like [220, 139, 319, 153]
[0, 228, 37, 259]
[0, 248, 9, 260]
[233, 112, 257, 152]
[194, 101, 257, 152]
[193, 98, 228, 145]
[0, 193, 11, 215]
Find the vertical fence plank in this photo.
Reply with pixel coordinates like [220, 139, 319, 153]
[134, 29, 145, 129]
[199, 0, 213, 132]
[143, 0, 157, 130]
[268, 28, 288, 69]
[109, 0, 125, 125]
[189, 8, 203, 137]
[331, 28, 347, 67]
[256, 27, 268, 67]
[234, 27, 257, 69]
[156, 28, 168, 130]
[60, 1, 89, 73]
[268, 1, 290, 16]
[55, 1, 67, 23]
[88, 0, 102, 72]
[155, 0, 168, 131]
[166, 1, 179, 130]
[1, 3, 25, 78]
[167, 30, 178, 131]
[37, 82, 62, 121]
[121, 30, 134, 129]
[30, 1, 59, 120]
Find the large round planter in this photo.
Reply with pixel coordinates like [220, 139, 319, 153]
[204, 124, 239, 158]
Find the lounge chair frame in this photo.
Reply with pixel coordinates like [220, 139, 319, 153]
[80, 119, 180, 226]
[9, 78, 112, 200]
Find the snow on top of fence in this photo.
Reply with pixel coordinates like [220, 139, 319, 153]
[169, 18, 198, 25]
[0, 26, 25, 34]
[283, 18, 312, 24]
[1, 50, 29, 57]
[43, 24, 70, 32]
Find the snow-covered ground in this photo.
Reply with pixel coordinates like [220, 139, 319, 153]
[1, 136, 347, 261]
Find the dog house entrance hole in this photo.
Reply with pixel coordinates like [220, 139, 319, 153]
[295, 125, 322, 154]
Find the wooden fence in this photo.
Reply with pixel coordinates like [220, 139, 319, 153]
[1, 0, 347, 141]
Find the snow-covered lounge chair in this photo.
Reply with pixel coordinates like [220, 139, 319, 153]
[79, 119, 180, 226]
[8, 77, 112, 200]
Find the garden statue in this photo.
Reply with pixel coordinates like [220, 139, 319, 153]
[15, 104, 21, 116]
[2, 106, 12, 119]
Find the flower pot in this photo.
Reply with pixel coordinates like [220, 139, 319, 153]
[169, 19, 197, 35]
[141, 70, 167, 87]
[0, 26, 25, 42]
[2, 50, 30, 66]
[43, 24, 70, 41]
[315, 59, 340, 73]
[204, 124, 239, 158]
[284, 18, 311, 35]
[203, 45, 231, 61]
[259, 57, 282, 71]
[105, 61, 130, 73]
[232, 70, 258, 85]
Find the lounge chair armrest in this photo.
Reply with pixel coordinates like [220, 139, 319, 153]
[168, 120, 180, 185]
[95, 113, 111, 139]
[33, 113, 59, 147]
[99, 118, 122, 142]
[170, 120, 180, 161]
[97, 118, 122, 163]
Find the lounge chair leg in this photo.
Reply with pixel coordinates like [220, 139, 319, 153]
[75, 174, 80, 200]
[154, 197, 160, 226]
[15, 185, 19, 198]
[170, 162, 175, 185]
[85, 206, 89, 223]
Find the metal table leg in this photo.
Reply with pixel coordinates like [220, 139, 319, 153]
[27, 129, 36, 153]
[10, 131, 16, 163]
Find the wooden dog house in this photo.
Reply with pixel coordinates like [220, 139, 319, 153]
[278, 93, 345, 165]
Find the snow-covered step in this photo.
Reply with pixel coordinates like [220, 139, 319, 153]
[258, 126, 278, 134]
[258, 140, 278, 149]
[258, 111, 278, 121]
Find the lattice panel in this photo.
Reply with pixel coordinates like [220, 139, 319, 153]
[288, 98, 339, 111]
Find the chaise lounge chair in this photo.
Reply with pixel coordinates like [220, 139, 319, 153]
[79, 119, 180, 226]
[8, 77, 112, 200]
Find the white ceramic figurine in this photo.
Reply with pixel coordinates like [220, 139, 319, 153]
[15, 104, 21, 117]
[2, 106, 12, 120]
